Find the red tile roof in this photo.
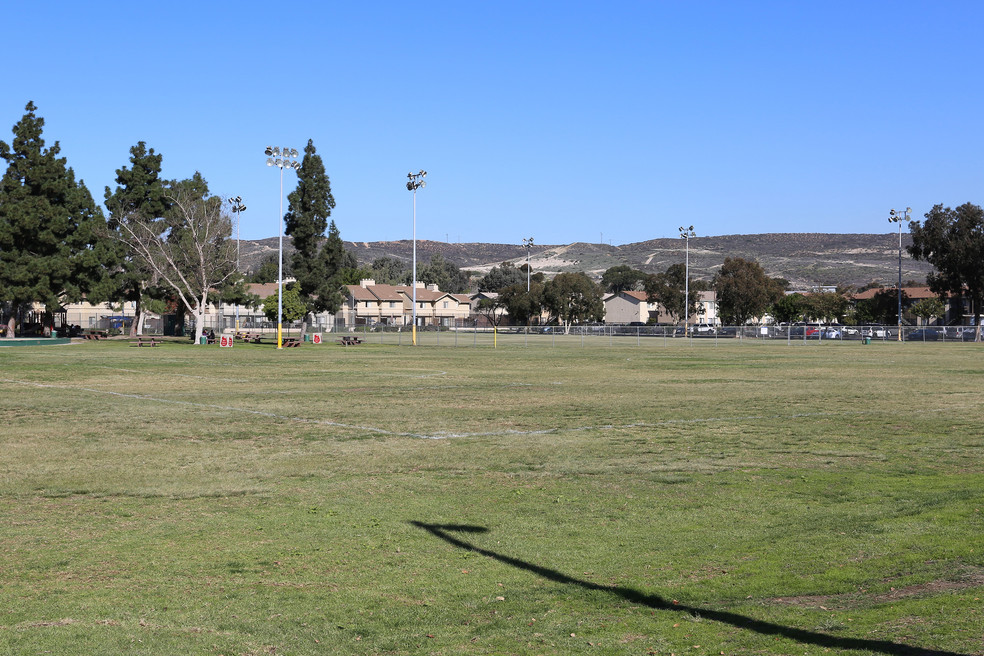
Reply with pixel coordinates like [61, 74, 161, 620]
[851, 286, 940, 300]
[247, 283, 279, 298]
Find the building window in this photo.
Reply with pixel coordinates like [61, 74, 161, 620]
[443, 301, 448, 309]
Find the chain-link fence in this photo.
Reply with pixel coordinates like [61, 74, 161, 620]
[325, 323, 981, 347]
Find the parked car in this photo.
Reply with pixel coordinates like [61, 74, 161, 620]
[824, 328, 841, 339]
[693, 323, 716, 335]
[788, 326, 820, 338]
[907, 328, 940, 341]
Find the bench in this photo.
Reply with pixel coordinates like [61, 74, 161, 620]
[130, 337, 160, 347]
[337, 336, 363, 346]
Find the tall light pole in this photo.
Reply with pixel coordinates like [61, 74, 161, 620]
[407, 170, 427, 346]
[265, 146, 301, 349]
[679, 226, 696, 337]
[228, 196, 246, 333]
[888, 207, 910, 342]
[522, 237, 534, 291]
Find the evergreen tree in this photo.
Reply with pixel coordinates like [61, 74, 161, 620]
[499, 282, 544, 327]
[0, 102, 117, 337]
[370, 257, 411, 285]
[908, 203, 984, 341]
[315, 219, 357, 308]
[769, 292, 807, 324]
[643, 263, 699, 324]
[601, 265, 644, 293]
[251, 255, 280, 283]
[542, 272, 604, 333]
[105, 142, 172, 336]
[478, 262, 527, 292]
[263, 283, 306, 323]
[284, 139, 352, 337]
[712, 257, 784, 325]
[418, 253, 470, 293]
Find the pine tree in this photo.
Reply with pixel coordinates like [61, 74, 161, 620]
[284, 139, 352, 337]
[0, 101, 117, 337]
[105, 142, 172, 336]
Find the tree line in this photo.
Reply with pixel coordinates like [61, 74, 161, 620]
[475, 249, 980, 336]
[2, 101, 982, 340]
[0, 103, 379, 341]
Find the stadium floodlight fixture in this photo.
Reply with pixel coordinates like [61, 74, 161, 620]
[407, 171, 428, 345]
[264, 145, 303, 349]
[887, 207, 911, 341]
[523, 237, 535, 292]
[407, 170, 427, 191]
[228, 196, 247, 332]
[679, 226, 697, 337]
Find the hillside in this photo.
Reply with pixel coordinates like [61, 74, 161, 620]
[238, 233, 931, 290]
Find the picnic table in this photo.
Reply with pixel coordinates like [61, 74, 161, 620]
[236, 333, 263, 344]
[130, 337, 160, 347]
[282, 338, 301, 348]
[337, 335, 363, 346]
[82, 331, 109, 340]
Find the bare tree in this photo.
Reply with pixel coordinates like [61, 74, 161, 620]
[475, 296, 508, 328]
[110, 189, 236, 343]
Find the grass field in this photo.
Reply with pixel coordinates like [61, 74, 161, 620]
[0, 337, 982, 655]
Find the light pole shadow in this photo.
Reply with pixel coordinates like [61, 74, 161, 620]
[410, 521, 968, 656]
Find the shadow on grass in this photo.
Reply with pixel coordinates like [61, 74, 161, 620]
[410, 521, 967, 656]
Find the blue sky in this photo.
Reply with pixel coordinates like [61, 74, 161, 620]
[3, 1, 982, 245]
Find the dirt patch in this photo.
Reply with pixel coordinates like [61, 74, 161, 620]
[765, 568, 984, 609]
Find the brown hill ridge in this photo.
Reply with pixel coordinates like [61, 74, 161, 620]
[238, 233, 931, 290]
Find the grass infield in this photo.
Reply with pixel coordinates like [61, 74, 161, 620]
[0, 337, 982, 655]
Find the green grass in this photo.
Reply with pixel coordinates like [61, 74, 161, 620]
[0, 338, 982, 655]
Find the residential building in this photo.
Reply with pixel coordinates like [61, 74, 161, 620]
[850, 286, 959, 326]
[603, 291, 657, 324]
[602, 290, 718, 325]
[341, 279, 471, 328]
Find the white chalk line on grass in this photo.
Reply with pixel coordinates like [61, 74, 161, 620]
[93, 366, 249, 383]
[6, 377, 970, 442]
[374, 370, 449, 379]
[0, 378, 436, 440]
